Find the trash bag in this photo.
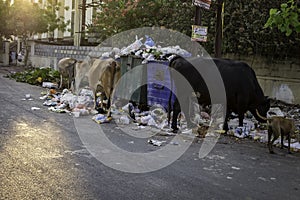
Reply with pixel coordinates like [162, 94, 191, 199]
[120, 36, 143, 55]
[144, 35, 155, 48]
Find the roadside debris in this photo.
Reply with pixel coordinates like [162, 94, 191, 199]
[148, 139, 166, 147]
[22, 94, 33, 101]
[42, 82, 58, 89]
[31, 107, 41, 111]
[93, 114, 112, 123]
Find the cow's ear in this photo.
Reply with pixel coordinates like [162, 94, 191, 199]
[111, 61, 117, 67]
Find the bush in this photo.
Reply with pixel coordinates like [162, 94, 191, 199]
[6, 67, 60, 86]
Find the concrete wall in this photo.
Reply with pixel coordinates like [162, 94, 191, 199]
[28, 41, 112, 70]
[225, 55, 300, 104]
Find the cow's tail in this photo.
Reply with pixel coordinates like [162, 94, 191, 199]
[167, 85, 172, 127]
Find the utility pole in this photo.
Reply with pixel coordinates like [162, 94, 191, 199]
[192, 5, 202, 55]
[215, 0, 224, 58]
[81, 0, 86, 44]
[195, 6, 202, 26]
[74, 0, 82, 46]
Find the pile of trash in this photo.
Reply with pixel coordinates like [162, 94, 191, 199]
[115, 103, 169, 128]
[101, 35, 191, 63]
[105, 99, 300, 151]
[40, 84, 97, 116]
[36, 81, 300, 151]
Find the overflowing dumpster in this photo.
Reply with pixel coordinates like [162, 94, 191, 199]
[116, 55, 175, 111]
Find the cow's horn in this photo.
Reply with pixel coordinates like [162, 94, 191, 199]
[256, 109, 268, 121]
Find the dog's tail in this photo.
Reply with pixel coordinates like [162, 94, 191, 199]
[256, 109, 268, 121]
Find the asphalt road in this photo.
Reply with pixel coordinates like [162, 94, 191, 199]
[0, 67, 300, 200]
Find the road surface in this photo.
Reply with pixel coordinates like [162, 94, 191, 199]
[0, 67, 300, 200]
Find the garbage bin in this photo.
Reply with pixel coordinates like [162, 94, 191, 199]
[116, 55, 175, 111]
[147, 61, 175, 111]
[117, 55, 147, 105]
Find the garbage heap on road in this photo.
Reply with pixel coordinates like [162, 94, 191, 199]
[40, 82, 300, 152]
[40, 86, 96, 116]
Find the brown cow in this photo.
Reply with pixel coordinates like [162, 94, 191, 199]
[74, 58, 96, 93]
[58, 57, 77, 90]
[88, 58, 121, 116]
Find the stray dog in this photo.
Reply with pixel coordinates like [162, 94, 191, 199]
[267, 116, 296, 154]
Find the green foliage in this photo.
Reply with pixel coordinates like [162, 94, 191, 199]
[1, 0, 70, 65]
[0, 0, 12, 39]
[216, 0, 299, 59]
[89, 0, 299, 60]
[4, 0, 69, 38]
[265, 0, 300, 36]
[44, 0, 70, 35]
[88, 0, 194, 41]
[8, 0, 48, 37]
[6, 67, 60, 86]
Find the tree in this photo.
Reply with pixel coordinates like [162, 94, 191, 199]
[88, 0, 194, 42]
[0, 0, 11, 39]
[3, 0, 70, 65]
[264, 0, 300, 36]
[7, 0, 48, 65]
[8, 0, 48, 36]
[44, 0, 70, 41]
[87, 0, 300, 60]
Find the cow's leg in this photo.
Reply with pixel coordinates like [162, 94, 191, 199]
[268, 126, 274, 153]
[75, 76, 80, 94]
[287, 132, 291, 154]
[106, 97, 111, 117]
[171, 98, 180, 133]
[270, 132, 279, 154]
[184, 96, 193, 129]
[75, 75, 83, 94]
[236, 95, 247, 127]
[96, 92, 106, 114]
[70, 73, 75, 92]
[175, 95, 192, 130]
[223, 112, 230, 133]
[237, 110, 245, 127]
[70, 79, 75, 92]
[59, 74, 63, 89]
[280, 129, 284, 149]
[68, 72, 73, 90]
[67, 79, 71, 90]
[106, 97, 111, 110]
[93, 89, 98, 110]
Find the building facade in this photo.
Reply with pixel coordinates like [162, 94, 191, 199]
[32, 0, 98, 45]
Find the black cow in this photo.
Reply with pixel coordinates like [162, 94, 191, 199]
[169, 56, 270, 133]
